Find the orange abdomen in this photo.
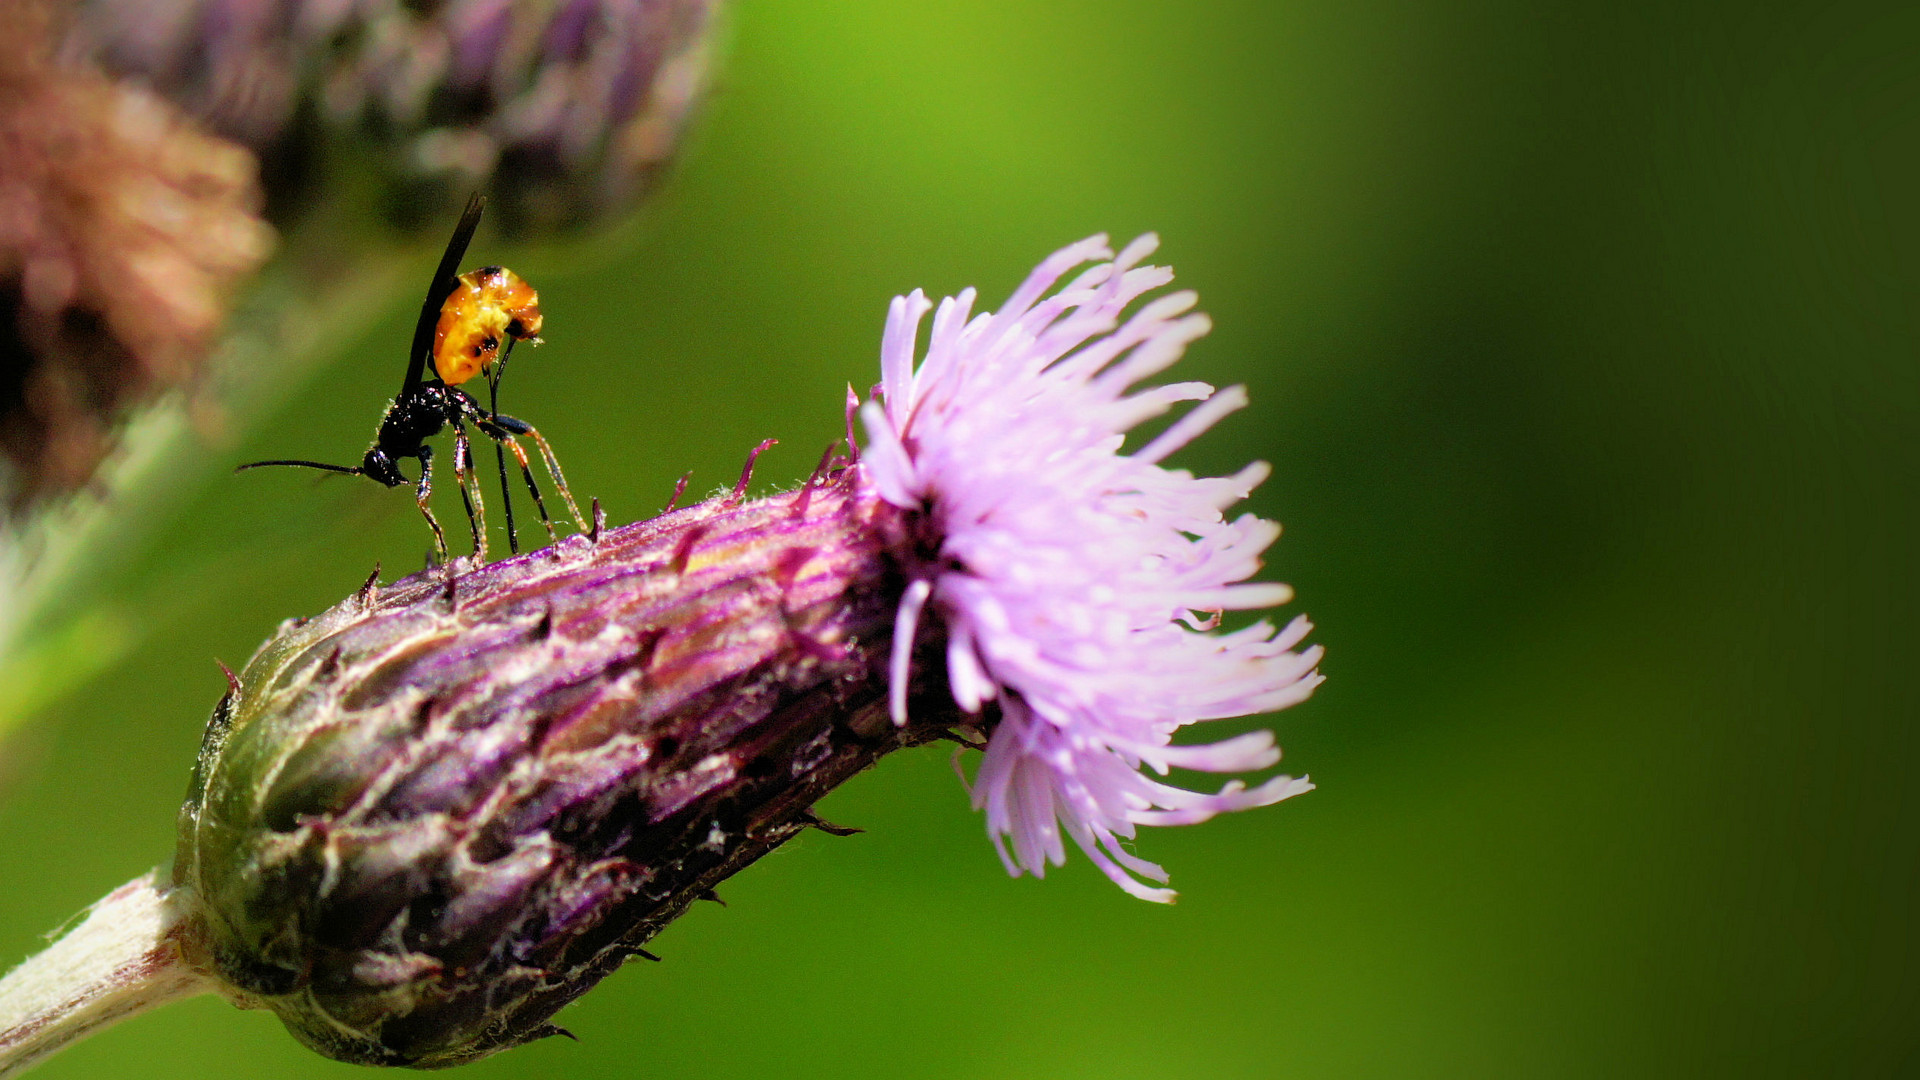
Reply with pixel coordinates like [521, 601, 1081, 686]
[432, 267, 544, 386]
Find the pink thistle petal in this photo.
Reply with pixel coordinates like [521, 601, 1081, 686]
[856, 235, 1322, 901]
[889, 578, 933, 725]
[1136, 384, 1251, 464]
[881, 289, 932, 425]
[857, 400, 919, 509]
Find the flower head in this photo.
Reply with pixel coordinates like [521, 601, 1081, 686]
[146, 231, 1321, 1070]
[858, 234, 1323, 901]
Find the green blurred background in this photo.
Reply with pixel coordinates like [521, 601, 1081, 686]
[4, 0, 1915, 1075]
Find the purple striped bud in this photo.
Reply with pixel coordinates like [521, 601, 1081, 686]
[173, 469, 964, 1067]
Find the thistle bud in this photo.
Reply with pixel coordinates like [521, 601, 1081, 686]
[173, 472, 960, 1066]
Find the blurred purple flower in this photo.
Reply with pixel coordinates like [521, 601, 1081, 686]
[66, 0, 717, 226]
[859, 234, 1323, 901]
[0, 0, 271, 502]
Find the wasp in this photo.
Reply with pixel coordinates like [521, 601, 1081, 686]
[241, 194, 585, 561]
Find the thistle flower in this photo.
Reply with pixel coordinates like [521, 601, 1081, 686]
[3, 0, 717, 756]
[66, 0, 719, 228]
[0, 0, 271, 502]
[0, 235, 1321, 1073]
[859, 233, 1323, 900]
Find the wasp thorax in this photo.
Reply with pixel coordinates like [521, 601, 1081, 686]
[171, 473, 962, 1067]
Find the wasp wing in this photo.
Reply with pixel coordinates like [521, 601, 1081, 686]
[402, 193, 487, 394]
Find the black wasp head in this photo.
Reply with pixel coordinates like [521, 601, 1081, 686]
[360, 448, 407, 488]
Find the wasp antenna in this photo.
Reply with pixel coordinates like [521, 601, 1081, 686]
[404, 192, 487, 394]
[236, 459, 366, 476]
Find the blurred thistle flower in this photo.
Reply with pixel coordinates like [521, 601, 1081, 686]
[0, 0, 272, 502]
[4, 0, 719, 503]
[0, 236, 1321, 1073]
[65, 0, 720, 229]
[0, 0, 717, 752]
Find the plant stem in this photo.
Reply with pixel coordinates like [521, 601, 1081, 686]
[0, 871, 209, 1078]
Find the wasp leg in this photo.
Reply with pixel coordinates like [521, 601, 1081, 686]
[414, 445, 451, 563]
[494, 438, 522, 554]
[484, 342, 527, 552]
[482, 429, 558, 544]
[492, 413, 586, 533]
[452, 422, 489, 562]
[472, 410, 552, 544]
